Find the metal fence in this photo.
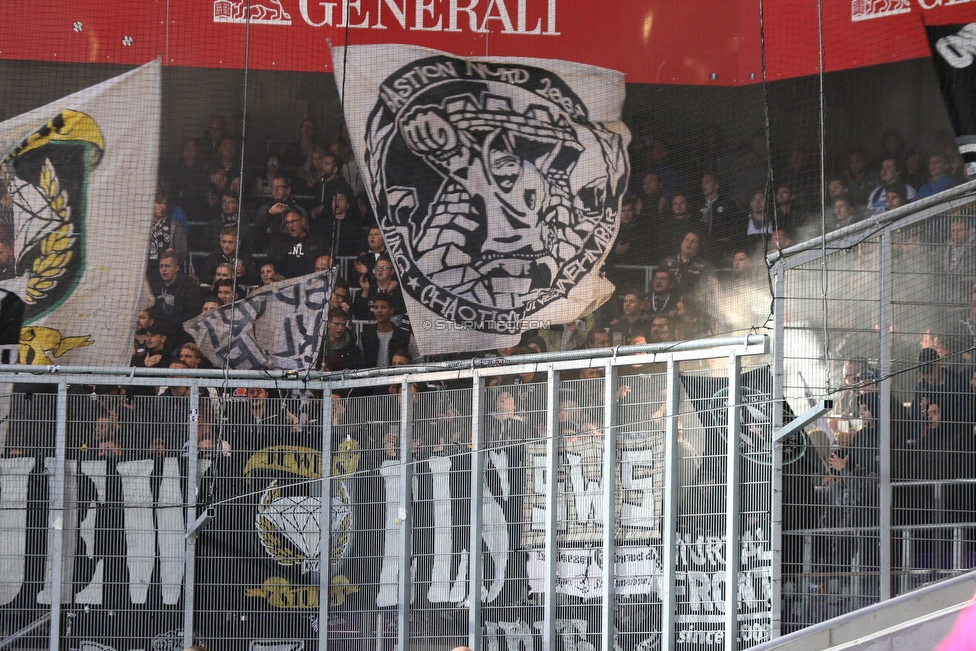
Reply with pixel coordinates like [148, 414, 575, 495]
[0, 335, 771, 651]
[6, 186, 976, 651]
[771, 181, 976, 636]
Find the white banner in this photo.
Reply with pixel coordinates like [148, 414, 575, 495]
[334, 45, 629, 354]
[526, 546, 663, 599]
[0, 61, 161, 366]
[184, 270, 334, 370]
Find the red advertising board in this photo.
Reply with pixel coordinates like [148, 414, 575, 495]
[1, 0, 974, 83]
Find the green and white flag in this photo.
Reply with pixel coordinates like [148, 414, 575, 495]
[0, 61, 160, 366]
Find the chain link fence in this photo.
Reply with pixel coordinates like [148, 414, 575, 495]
[0, 336, 772, 651]
[773, 183, 976, 635]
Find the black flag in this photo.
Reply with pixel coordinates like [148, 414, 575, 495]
[927, 23, 976, 178]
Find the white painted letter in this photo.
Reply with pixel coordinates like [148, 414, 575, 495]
[73, 460, 109, 605]
[413, 0, 444, 30]
[299, 0, 337, 26]
[38, 459, 80, 605]
[482, 451, 511, 602]
[936, 25, 976, 69]
[530, 453, 566, 532]
[376, 460, 403, 607]
[544, 0, 559, 34]
[426, 455, 466, 604]
[116, 459, 155, 604]
[516, 0, 541, 33]
[447, 0, 484, 32]
[620, 448, 658, 528]
[374, 0, 408, 28]
[338, 0, 371, 27]
[156, 457, 185, 605]
[480, 0, 515, 32]
[0, 457, 35, 605]
[566, 452, 604, 524]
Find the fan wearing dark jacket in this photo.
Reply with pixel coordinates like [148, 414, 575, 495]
[359, 294, 414, 369]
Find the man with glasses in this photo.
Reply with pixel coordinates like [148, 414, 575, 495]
[268, 209, 327, 279]
[329, 279, 353, 314]
[253, 175, 308, 250]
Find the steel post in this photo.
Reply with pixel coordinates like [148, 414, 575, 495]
[319, 387, 334, 649]
[183, 385, 200, 649]
[468, 374, 485, 651]
[771, 266, 786, 640]
[397, 378, 414, 651]
[879, 231, 893, 601]
[661, 359, 680, 651]
[543, 364, 560, 651]
[601, 360, 617, 650]
[725, 355, 742, 651]
[48, 382, 68, 651]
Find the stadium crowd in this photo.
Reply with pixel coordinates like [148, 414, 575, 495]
[144, 114, 976, 581]
[4, 113, 976, 625]
[141, 115, 970, 376]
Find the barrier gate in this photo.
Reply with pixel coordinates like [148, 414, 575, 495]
[0, 335, 772, 651]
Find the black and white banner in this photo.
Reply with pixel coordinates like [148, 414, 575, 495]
[0, 391, 776, 650]
[184, 270, 334, 370]
[0, 440, 771, 650]
[333, 45, 630, 354]
[927, 23, 976, 178]
[0, 453, 207, 651]
[521, 435, 664, 548]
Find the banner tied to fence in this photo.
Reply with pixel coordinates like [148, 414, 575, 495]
[334, 44, 630, 354]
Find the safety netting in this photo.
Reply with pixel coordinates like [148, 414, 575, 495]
[2, 0, 976, 649]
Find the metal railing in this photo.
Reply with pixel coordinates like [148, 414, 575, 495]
[6, 186, 976, 651]
[0, 335, 772, 651]
[770, 182, 976, 637]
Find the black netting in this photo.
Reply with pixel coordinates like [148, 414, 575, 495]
[3, 3, 976, 650]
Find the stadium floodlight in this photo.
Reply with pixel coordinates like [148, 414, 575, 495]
[772, 399, 833, 444]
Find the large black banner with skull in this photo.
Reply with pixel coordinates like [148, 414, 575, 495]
[334, 45, 630, 354]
